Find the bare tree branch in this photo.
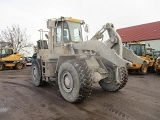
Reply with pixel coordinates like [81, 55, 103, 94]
[0, 25, 33, 52]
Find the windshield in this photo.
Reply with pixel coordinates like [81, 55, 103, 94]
[129, 44, 146, 56]
[0, 49, 13, 55]
[67, 21, 83, 42]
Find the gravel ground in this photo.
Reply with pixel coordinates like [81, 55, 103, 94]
[0, 66, 160, 120]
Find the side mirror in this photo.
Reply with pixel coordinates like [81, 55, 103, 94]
[84, 24, 89, 33]
[47, 19, 57, 29]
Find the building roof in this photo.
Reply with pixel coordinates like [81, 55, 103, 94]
[117, 21, 160, 42]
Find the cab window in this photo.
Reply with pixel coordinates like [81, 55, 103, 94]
[56, 23, 62, 43]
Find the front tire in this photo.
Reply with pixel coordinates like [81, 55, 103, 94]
[138, 64, 148, 75]
[58, 60, 92, 103]
[99, 65, 128, 92]
[15, 62, 23, 70]
[0, 63, 4, 71]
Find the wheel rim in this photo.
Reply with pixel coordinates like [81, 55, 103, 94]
[17, 63, 23, 69]
[33, 66, 38, 81]
[103, 67, 114, 84]
[61, 71, 73, 93]
[99, 67, 128, 92]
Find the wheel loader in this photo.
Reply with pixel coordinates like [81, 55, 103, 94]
[123, 42, 155, 75]
[0, 47, 26, 71]
[155, 56, 160, 74]
[31, 17, 132, 103]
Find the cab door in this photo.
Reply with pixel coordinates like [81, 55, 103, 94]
[53, 21, 70, 55]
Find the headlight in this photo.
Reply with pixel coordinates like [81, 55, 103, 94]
[20, 57, 23, 61]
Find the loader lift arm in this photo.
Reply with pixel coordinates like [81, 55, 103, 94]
[91, 23, 144, 64]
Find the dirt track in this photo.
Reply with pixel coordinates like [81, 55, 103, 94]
[0, 66, 160, 120]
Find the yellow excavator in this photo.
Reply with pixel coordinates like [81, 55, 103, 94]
[126, 42, 155, 75]
[0, 47, 26, 71]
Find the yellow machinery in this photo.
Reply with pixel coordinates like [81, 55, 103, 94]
[155, 56, 160, 74]
[0, 47, 26, 71]
[127, 42, 155, 74]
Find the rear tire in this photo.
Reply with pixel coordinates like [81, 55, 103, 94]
[0, 63, 4, 71]
[58, 59, 92, 103]
[99, 65, 128, 92]
[31, 60, 44, 87]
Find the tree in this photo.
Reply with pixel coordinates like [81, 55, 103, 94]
[0, 25, 33, 52]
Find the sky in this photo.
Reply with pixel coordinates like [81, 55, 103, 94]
[0, 0, 160, 46]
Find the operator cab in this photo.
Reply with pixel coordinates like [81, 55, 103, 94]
[129, 43, 146, 56]
[0, 48, 13, 58]
[38, 17, 85, 53]
[55, 18, 84, 44]
[35, 17, 86, 55]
